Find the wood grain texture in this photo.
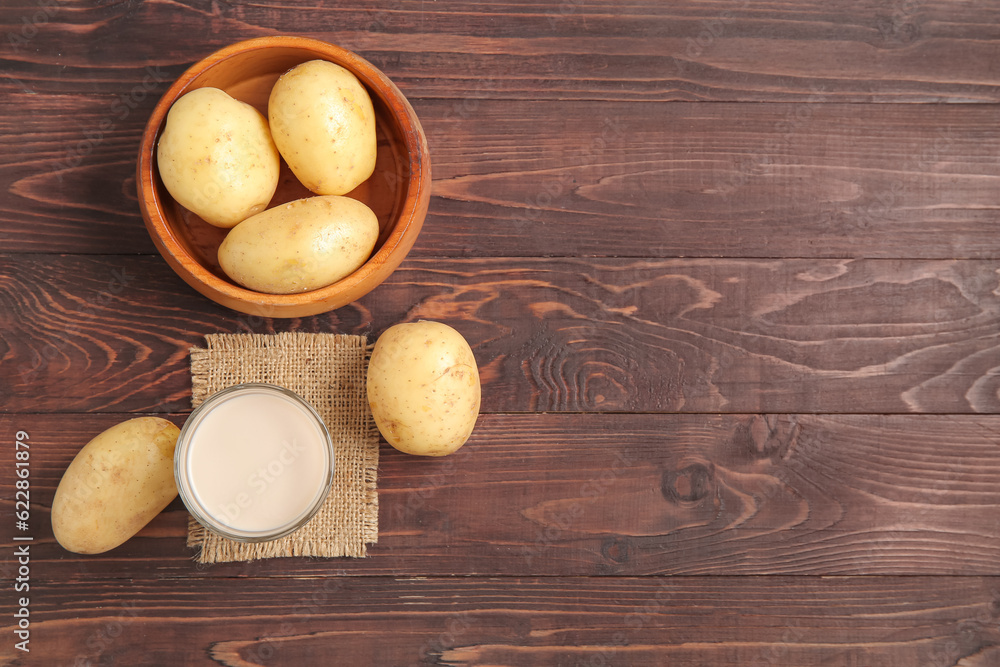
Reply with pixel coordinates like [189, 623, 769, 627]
[3, 98, 1000, 258]
[1, 0, 998, 103]
[1, 576, 998, 666]
[3, 0, 1000, 664]
[3, 255, 1000, 414]
[3, 411, 999, 578]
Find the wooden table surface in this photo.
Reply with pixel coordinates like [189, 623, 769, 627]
[3, 1, 1000, 665]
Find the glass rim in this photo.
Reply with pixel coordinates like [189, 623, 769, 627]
[174, 382, 335, 543]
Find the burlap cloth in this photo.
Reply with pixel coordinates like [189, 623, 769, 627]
[186, 332, 378, 563]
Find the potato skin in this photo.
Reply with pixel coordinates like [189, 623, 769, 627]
[157, 87, 280, 228]
[218, 195, 379, 294]
[268, 60, 377, 195]
[367, 321, 481, 456]
[51, 417, 180, 554]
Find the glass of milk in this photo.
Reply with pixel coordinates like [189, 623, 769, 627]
[175, 383, 335, 542]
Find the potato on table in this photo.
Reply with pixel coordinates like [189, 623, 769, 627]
[51, 417, 180, 554]
[367, 321, 481, 456]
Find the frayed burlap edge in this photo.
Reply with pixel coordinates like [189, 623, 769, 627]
[186, 332, 379, 563]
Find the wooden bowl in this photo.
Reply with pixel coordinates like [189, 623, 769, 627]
[137, 36, 430, 318]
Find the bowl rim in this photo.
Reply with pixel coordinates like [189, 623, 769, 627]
[137, 35, 430, 316]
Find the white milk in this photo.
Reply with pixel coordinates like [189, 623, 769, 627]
[178, 385, 332, 538]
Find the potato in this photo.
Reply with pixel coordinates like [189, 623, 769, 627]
[218, 195, 379, 294]
[268, 59, 377, 196]
[51, 417, 180, 554]
[157, 87, 280, 228]
[367, 321, 481, 456]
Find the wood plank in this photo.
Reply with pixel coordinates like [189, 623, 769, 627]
[428, 102, 1000, 260]
[4, 412, 999, 578]
[3, 98, 999, 258]
[3, 255, 1000, 414]
[2, 575, 998, 665]
[1, 0, 998, 103]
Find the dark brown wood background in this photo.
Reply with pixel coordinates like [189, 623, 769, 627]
[2, 1, 1000, 665]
